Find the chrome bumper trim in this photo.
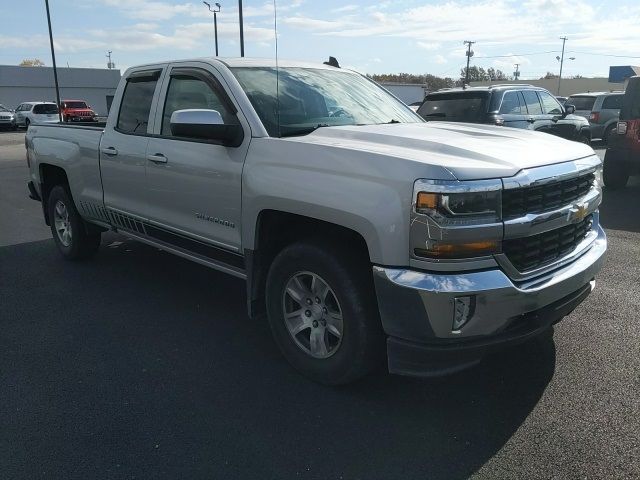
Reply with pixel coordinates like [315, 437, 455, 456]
[373, 224, 606, 342]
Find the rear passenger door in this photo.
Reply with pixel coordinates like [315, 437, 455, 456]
[143, 62, 250, 258]
[100, 67, 164, 222]
[521, 89, 551, 133]
[498, 91, 528, 129]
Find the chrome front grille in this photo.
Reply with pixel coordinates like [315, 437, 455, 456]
[502, 172, 595, 219]
[503, 215, 593, 271]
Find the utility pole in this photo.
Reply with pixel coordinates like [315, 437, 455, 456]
[238, 0, 244, 57]
[203, 2, 221, 56]
[513, 63, 520, 80]
[106, 50, 115, 69]
[44, 0, 62, 122]
[463, 40, 475, 87]
[557, 36, 568, 95]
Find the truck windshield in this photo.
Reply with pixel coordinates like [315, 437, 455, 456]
[417, 92, 489, 122]
[64, 101, 88, 109]
[231, 67, 420, 137]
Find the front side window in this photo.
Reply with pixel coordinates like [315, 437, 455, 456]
[232, 67, 419, 137]
[522, 90, 543, 115]
[161, 74, 237, 136]
[499, 91, 523, 114]
[537, 91, 563, 115]
[418, 91, 489, 122]
[117, 73, 159, 134]
[33, 104, 58, 114]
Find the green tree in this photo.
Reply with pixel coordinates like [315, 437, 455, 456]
[19, 58, 45, 67]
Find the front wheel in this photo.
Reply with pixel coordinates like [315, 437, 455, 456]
[266, 242, 384, 385]
[47, 185, 101, 260]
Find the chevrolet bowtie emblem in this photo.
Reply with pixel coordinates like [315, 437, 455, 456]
[568, 203, 589, 222]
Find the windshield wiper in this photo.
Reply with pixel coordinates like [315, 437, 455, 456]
[280, 123, 330, 138]
[424, 112, 446, 117]
[386, 119, 400, 124]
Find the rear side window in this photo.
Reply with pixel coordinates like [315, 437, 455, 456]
[33, 104, 58, 114]
[602, 95, 623, 110]
[417, 91, 488, 122]
[522, 91, 543, 115]
[567, 96, 596, 111]
[499, 91, 523, 114]
[537, 91, 563, 115]
[117, 72, 160, 134]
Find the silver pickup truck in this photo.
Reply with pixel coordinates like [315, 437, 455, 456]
[26, 58, 606, 384]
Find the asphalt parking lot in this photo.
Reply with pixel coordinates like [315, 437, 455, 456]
[1, 130, 638, 479]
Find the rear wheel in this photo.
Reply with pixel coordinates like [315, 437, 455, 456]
[578, 132, 591, 145]
[47, 185, 101, 260]
[603, 150, 629, 189]
[266, 241, 384, 385]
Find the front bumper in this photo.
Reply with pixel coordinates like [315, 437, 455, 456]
[373, 225, 606, 377]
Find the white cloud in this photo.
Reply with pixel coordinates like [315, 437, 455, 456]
[332, 5, 358, 13]
[434, 54, 447, 64]
[416, 42, 441, 51]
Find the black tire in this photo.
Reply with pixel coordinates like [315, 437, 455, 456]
[603, 150, 629, 189]
[47, 185, 101, 260]
[266, 241, 384, 385]
[578, 133, 591, 145]
[603, 125, 615, 145]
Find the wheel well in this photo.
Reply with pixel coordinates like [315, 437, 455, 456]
[246, 210, 371, 318]
[39, 164, 69, 225]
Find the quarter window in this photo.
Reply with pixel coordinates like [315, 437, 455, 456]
[117, 72, 159, 134]
[161, 74, 236, 137]
[522, 90, 543, 115]
[499, 91, 523, 114]
[537, 91, 563, 115]
[602, 95, 623, 110]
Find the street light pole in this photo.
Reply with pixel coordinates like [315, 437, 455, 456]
[238, 0, 244, 57]
[557, 36, 568, 95]
[203, 2, 221, 56]
[44, 0, 62, 122]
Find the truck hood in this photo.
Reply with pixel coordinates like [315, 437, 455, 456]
[286, 122, 596, 180]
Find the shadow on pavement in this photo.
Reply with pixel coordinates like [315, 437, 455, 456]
[600, 177, 640, 233]
[1, 236, 555, 479]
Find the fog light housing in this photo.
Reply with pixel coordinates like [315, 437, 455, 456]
[453, 296, 475, 331]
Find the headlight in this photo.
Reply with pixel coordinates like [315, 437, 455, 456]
[593, 163, 603, 188]
[414, 179, 502, 224]
[412, 179, 503, 259]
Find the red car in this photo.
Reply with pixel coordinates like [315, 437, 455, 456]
[59, 99, 97, 123]
[604, 76, 640, 189]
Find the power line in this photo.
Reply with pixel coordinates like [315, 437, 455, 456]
[475, 50, 559, 58]
[567, 50, 640, 58]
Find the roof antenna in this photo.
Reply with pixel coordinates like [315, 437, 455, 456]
[324, 56, 340, 68]
[273, 0, 281, 138]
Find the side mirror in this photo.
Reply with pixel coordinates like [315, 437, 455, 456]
[564, 104, 575, 115]
[170, 109, 243, 146]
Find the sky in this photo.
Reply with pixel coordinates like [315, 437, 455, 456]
[1, 0, 639, 79]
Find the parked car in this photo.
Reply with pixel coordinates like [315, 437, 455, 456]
[408, 101, 423, 112]
[567, 92, 624, 143]
[14, 102, 60, 128]
[25, 58, 605, 385]
[59, 99, 97, 123]
[603, 76, 640, 188]
[417, 85, 591, 144]
[0, 104, 17, 130]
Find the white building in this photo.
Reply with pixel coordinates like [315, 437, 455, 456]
[0, 65, 121, 116]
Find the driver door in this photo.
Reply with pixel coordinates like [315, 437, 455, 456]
[144, 63, 250, 255]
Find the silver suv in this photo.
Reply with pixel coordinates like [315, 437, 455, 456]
[567, 92, 624, 143]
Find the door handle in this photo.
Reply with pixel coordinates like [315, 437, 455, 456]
[101, 146, 118, 156]
[147, 153, 168, 164]
[526, 117, 535, 123]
